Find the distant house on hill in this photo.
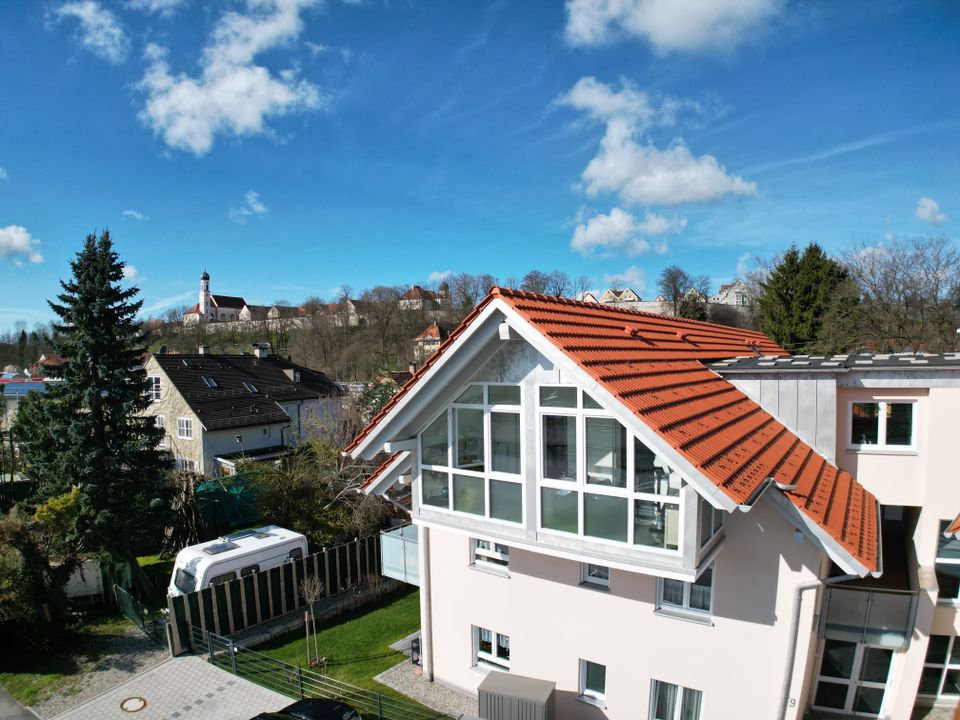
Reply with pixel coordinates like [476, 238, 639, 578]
[399, 284, 448, 311]
[413, 322, 446, 363]
[710, 278, 752, 306]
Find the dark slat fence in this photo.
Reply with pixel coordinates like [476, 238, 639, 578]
[168, 534, 381, 655]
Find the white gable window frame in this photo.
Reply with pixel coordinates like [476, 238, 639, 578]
[155, 415, 166, 448]
[147, 375, 161, 402]
[418, 383, 524, 526]
[176, 416, 193, 440]
[536, 385, 684, 555]
[847, 398, 917, 452]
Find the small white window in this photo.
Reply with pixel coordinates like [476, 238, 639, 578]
[471, 539, 509, 572]
[474, 626, 510, 671]
[658, 566, 714, 617]
[155, 416, 166, 447]
[176, 417, 193, 440]
[581, 563, 610, 590]
[579, 659, 606, 706]
[849, 400, 916, 450]
[175, 456, 196, 472]
[650, 680, 703, 720]
[147, 375, 161, 402]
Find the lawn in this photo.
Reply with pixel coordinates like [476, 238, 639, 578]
[0, 615, 131, 706]
[137, 551, 175, 613]
[255, 586, 421, 700]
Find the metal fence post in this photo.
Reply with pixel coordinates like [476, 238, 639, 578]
[377, 692, 383, 720]
[297, 666, 304, 699]
[230, 642, 238, 675]
[207, 631, 214, 663]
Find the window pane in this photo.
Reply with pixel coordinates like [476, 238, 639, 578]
[699, 500, 713, 549]
[634, 499, 680, 550]
[453, 474, 485, 515]
[540, 386, 577, 408]
[814, 681, 848, 709]
[543, 415, 577, 481]
[853, 686, 885, 714]
[851, 402, 879, 445]
[490, 480, 522, 523]
[479, 627, 492, 654]
[491, 412, 521, 474]
[422, 470, 449, 508]
[952, 638, 960, 665]
[455, 385, 484, 404]
[584, 493, 628, 542]
[541, 487, 578, 533]
[690, 568, 713, 612]
[860, 648, 892, 683]
[496, 634, 510, 661]
[582, 392, 602, 409]
[422, 412, 448, 466]
[821, 640, 857, 679]
[653, 681, 679, 720]
[942, 669, 960, 695]
[926, 636, 950, 664]
[583, 661, 605, 694]
[920, 667, 943, 695]
[681, 688, 703, 720]
[455, 408, 485, 471]
[885, 403, 913, 445]
[585, 417, 626, 487]
[937, 521, 960, 560]
[635, 439, 677, 495]
[489, 385, 520, 405]
[936, 565, 960, 600]
[585, 564, 609, 583]
[661, 579, 684, 606]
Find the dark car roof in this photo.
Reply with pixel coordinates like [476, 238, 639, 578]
[252, 698, 361, 720]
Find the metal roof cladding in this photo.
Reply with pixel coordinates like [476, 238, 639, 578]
[351, 287, 879, 574]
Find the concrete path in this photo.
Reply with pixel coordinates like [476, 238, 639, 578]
[49, 656, 292, 720]
[0, 689, 38, 720]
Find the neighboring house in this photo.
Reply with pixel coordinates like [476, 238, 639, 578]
[239, 304, 271, 322]
[184, 271, 248, 324]
[399, 284, 448, 311]
[710, 279, 752, 307]
[143, 346, 341, 476]
[349, 287, 884, 720]
[711, 351, 960, 718]
[582, 288, 664, 314]
[413, 322, 445, 363]
[321, 298, 365, 327]
[1, 379, 49, 431]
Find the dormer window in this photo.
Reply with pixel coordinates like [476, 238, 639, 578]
[202, 376, 219, 389]
[243, 382, 259, 394]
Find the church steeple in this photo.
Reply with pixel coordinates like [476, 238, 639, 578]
[199, 270, 212, 319]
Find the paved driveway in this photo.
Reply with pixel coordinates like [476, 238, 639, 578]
[50, 656, 291, 720]
[0, 688, 38, 720]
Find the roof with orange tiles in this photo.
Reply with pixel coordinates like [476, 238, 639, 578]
[351, 287, 879, 573]
[415, 322, 443, 341]
[947, 513, 960, 538]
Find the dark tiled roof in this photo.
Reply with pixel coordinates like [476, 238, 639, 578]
[154, 353, 339, 431]
[349, 287, 879, 573]
[244, 305, 271, 320]
[712, 352, 960, 372]
[211, 294, 246, 309]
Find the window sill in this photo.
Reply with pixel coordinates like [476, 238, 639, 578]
[846, 446, 918, 456]
[576, 694, 606, 709]
[470, 564, 510, 579]
[578, 582, 609, 593]
[474, 660, 509, 673]
[936, 598, 960, 607]
[654, 607, 714, 626]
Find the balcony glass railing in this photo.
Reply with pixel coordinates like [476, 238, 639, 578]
[820, 586, 918, 650]
[381, 524, 419, 586]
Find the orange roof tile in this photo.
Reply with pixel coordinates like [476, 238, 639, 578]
[947, 513, 960, 537]
[350, 287, 879, 573]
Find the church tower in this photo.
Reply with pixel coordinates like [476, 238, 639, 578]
[199, 270, 212, 321]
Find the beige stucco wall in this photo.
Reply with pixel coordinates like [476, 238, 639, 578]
[423, 498, 824, 720]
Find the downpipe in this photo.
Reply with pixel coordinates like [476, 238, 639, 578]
[778, 573, 856, 720]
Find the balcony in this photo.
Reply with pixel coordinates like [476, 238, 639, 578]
[381, 523, 419, 586]
[820, 586, 918, 650]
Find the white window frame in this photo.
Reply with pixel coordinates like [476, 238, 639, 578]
[473, 625, 510, 671]
[578, 659, 606, 707]
[471, 538, 509, 574]
[536, 385, 683, 555]
[847, 399, 917, 452]
[155, 415, 166, 447]
[417, 383, 524, 525]
[176, 416, 193, 440]
[649, 680, 704, 720]
[918, 634, 960, 699]
[936, 520, 960, 605]
[147, 375, 161, 402]
[656, 564, 715, 621]
[174, 456, 195, 472]
[581, 563, 610, 590]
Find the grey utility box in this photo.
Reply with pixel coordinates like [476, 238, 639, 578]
[478, 671, 556, 720]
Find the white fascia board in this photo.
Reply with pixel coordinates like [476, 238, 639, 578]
[348, 302, 506, 460]
[365, 451, 412, 496]
[495, 301, 738, 512]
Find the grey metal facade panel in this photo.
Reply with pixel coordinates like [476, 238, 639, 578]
[478, 672, 556, 720]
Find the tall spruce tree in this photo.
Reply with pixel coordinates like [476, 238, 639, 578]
[14, 231, 167, 573]
[757, 243, 847, 350]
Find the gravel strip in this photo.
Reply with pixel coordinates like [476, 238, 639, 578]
[374, 661, 478, 719]
[32, 624, 168, 719]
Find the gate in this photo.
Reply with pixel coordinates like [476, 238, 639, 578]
[115, 584, 168, 646]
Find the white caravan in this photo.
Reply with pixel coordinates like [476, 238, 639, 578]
[168, 525, 308, 597]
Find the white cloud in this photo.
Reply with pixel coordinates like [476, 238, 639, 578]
[140, 289, 196, 315]
[428, 270, 452, 282]
[55, 1, 130, 65]
[603, 266, 646, 294]
[122, 209, 149, 221]
[0, 225, 44, 266]
[736, 252, 751, 277]
[229, 190, 268, 224]
[884, 232, 894, 242]
[560, 77, 756, 207]
[564, 0, 782, 53]
[915, 196, 947, 225]
[137, 0, 323, 156]
[127, 0, 187, 14]
[571, 207, 681, 256]
[122, 264, 141, 281]
[0, 167, 7, 179]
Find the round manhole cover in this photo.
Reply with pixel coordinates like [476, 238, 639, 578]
[120, 696, 147, 712]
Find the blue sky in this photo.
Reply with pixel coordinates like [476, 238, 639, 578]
[0, 0, 957, 329]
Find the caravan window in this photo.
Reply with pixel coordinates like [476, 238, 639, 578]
[174, 568, 196, 594]
[209, 571, 236, 586]
[240, 565, 259, 577]
[288, 548, 303, 561]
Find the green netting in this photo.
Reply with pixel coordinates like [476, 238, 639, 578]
[196, 473, 263, 534]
